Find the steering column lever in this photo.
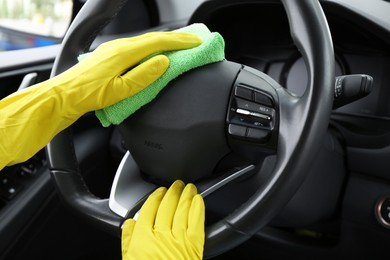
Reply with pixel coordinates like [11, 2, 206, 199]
[333, 74, 373, 109]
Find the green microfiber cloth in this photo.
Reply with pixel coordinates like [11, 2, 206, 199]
[94, 23, 225, 127]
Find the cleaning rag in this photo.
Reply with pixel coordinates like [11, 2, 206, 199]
[92, 23, 225, 127]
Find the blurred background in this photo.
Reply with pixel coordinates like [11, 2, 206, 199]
[0, 0, 72, 51]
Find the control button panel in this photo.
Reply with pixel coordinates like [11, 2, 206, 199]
[228, 84, 276, 143]
[0, 152, 46, 209]
[0, 177, 23, 200]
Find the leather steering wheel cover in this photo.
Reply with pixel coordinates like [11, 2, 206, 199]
[47, 0, 128, 237]
[46, 0, 334, 256]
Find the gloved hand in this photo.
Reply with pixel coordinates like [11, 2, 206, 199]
[122, 180, 205, 260]
[0, 32, 201, 169]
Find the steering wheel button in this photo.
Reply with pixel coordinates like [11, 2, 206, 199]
[235, 86, 253, 101]
[236, 98, 256, 111]
[228, 124, 247, 137]
[246, 128, 270, 142]
[250, 111, 271, 121]
[235, 98, 274, 117]
[236, 108, 251, 116]
[254, 92, 273, 107]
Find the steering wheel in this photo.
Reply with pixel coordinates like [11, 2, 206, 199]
[47, 0, 334, 258]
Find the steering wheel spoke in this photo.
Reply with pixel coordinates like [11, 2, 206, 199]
[197, 164, 256, 198]
[109, 151, 157, 218]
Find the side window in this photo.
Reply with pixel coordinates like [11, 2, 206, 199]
[0, 0, 73, 51]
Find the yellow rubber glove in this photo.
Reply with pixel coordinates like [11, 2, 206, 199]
[122, 180, 205, 260]
[0, 32, 201, 170]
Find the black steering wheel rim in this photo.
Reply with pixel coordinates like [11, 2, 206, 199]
[47, 0, 334, 258]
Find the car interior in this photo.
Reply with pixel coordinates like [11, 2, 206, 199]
[0, 0, 390, 259]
